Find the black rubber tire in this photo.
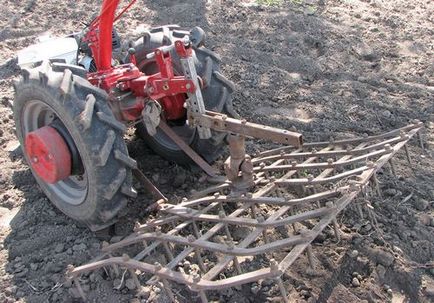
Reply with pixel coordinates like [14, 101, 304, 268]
[132, 25, 239, 165]
[13, 61, 136, 231]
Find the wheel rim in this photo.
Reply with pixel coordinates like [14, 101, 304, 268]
[22, 100, 88, 205]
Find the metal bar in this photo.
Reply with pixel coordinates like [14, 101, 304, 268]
[191, 111, 303, 147]
[133, 169, 167, 201]
[159, 120, 219, 177]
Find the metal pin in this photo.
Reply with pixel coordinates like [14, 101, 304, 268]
[306, 245, 315, 270]
[219, 211, 232, 240]
[73, 278, 87, 301]
[110, 261, 120, 277]
[188, 235, 206, 273]
[356, 202, 364, 219]
[250, 204, 258, 219]
[161, 278, 175, 301]
[389, 158, 397, 177]
[290, 207, 298, 233]
[257, 216, 269, 243]
[154, 262, 175, 301]
[418, 132, 424, 150]
[371, 173, 382, 198]
[233, 255, 242, 274]
[300, 230, 315, 270]
[311, 185, 321, 208]
[192, 221, 201, 238]
[193, 274, 208, 303]
[277, 277, 289, 303]
[163, 241, 174, 261]
[326, 202, 340, 242]
[129, 269, 141, 289]
[404, 144, 412, 166]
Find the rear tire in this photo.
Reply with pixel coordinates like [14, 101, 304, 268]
[132, 25, 239, 165]
[13, 61, 136, 231]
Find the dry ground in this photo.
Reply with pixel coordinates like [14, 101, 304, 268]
[0, 0, 433, 302]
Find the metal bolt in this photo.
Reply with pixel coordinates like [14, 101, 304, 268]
[66, 264, 75, 274]
[154, 262, 162, 271]
[227, 239, 235, 250]
[192, 273, 201, 283]
[32, 157, 38, 163]
[270, 259, 279, 272]
[186, 83, 191, 90]
[241, 119, 247, 125]
[134, 221, 141, 232]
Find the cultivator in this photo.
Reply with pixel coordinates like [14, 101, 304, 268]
[11, 0, 426, 301]
[66, 122, 423, 302]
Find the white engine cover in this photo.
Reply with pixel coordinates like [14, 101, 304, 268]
[17, 37, 78, 68]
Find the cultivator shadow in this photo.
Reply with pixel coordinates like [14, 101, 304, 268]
[67, 122, 423, 302]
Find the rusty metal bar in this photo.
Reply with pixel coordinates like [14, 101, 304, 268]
[159, 120, 219, 177]
[190, 111, 303, 147]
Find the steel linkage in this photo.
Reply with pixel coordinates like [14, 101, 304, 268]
[66, 121, 423, 302]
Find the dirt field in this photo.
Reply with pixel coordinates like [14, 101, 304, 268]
[0, 0, 433, 302]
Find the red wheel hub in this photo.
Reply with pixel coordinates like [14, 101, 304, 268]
[25, 126, 72, 184]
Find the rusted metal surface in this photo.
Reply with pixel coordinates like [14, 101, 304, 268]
[224, 134, 254, 192]
[190, 110, 303, 147]
[68, 122, 422, 302]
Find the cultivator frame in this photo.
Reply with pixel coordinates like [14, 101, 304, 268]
[67, 122, 423, 302]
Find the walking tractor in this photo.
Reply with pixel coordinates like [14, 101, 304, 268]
[12, 0, 425, 301]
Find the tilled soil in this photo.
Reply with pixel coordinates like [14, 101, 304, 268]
[0, 0, 433, 302]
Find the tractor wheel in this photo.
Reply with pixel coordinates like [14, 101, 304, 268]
[131, 25, 239, 165]
[13, 61, 136, 231]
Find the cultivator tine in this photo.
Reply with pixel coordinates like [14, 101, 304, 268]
[68, 122, 422, 301]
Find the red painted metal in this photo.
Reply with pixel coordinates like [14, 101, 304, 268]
[25, 126, 72, 184]
[83, 0, 194, 122]
[174, 40, 193, 58]
[97, 0, 120, 70]
[159, 94, 186, 120]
